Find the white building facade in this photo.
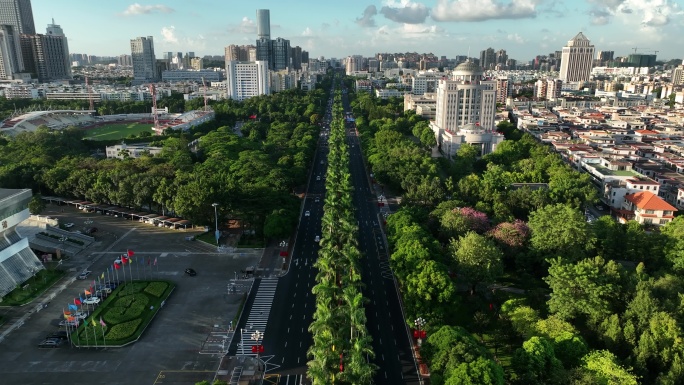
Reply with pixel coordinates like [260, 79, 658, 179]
[559, 32, 595, 83]
[430, 61, 503, 158]
[225, 60, 269, 101]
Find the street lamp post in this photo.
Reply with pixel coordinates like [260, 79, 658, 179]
[415, 317, 426, 346]
[240, 328, 245, 357]
[212, 203, 219, 246]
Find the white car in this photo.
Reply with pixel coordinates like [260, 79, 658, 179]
[314, 235, 320, 242]
[72, 312, 88, 320]
[77, 270, 91, 280]
[64, 223, 74, 228]
[316, 176, 321, 181]
[83, 297, 101, 305]
[304, 211, 310, 217]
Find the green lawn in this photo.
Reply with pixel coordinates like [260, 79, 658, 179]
[83, 122, 154, 140]
[1, 269, 66, 306]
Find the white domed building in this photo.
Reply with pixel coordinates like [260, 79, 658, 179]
[430, 61, 504, 158]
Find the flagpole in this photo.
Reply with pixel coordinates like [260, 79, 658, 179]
[121, 257, 127, 283]
[128, 256, 133, 282]
[107, 266, 112, 284]
[92, 321, 98, 349]
[84, 320, 89, 347]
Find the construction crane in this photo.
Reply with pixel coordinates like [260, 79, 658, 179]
[85, 76, 94, 112]
[632, 47, 660, 55]
[201, 77, 208, 112]
[150, 84, 160, 134]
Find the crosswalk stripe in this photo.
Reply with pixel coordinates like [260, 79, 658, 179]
[237, 278, 279, 356]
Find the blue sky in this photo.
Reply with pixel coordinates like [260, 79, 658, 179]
[33, 0, 684, 61]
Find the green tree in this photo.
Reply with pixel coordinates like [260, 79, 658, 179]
[450, 232, 503, 295]
[446, 356, 505, 385]
[528, 203, 594, 262]
[28, 194, 46, 214]
[575, 350, 639, 385]
[544, 256, 624, 322]
[512, 336, 565, 385]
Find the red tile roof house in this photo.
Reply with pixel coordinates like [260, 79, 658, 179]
[618, 191, 678, 226]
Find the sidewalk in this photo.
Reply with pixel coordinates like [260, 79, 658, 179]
[215, 355, 264, 384]
[256, 239, 291, 278]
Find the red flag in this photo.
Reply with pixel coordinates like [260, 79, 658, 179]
[127, 250, 134, 257]
[121, 256, 128, 265]
[114, 263, 121, 270]
[74, 298, 82, 305]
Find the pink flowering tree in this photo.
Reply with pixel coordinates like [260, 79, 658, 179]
[459, 207, 491, 234]
[487, 220, 530, 249]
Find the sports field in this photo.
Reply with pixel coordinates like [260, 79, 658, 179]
[83, 122, 154, 140]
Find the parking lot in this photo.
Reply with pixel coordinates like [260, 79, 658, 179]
[0, 204, 262, 385]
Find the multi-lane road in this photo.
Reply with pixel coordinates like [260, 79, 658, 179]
[229, 81, 421, 385]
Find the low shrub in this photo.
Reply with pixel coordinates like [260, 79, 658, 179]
[144, 282, 168, 297]
[104, 294, 149, 323]
[106, 318, 143, 340]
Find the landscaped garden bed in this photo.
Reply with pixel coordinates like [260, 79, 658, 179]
[71, 280, 175, 347]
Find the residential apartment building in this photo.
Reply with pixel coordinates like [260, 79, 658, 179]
[130, 36, 157, 84]
[0, 0, 35, 34]
[225, 60, 269, 101]
[559, 32, 594, 83]
[0, 24, 21, 79]
[495, 77, 509, 104]
[19, 21, 71, 82]
[620, 191, 677, 226]
[225, 44, 255, 62]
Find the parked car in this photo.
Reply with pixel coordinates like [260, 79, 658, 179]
[83, 297, 100, 305]
[77, 270, 91, 280]
[72, 312, 88, 320]
[96, 286, 112, 294]
[86, 227, 98, 234]
[59, 320, 79, 327]
[46, 331, 68, 340]
[185, 268, 197, 276]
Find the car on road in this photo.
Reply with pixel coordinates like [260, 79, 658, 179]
[185, 268, 197, 276]
[64, 223, 74, 228]
[314, 197, 320, 203]
[38, 338, 63, 348]
[314, 235, 320, 242]
[83, 297, 100, 305]
[316, 175, 321, 181]
[304, 210, 310, 217]
[77, 270, 91, 280]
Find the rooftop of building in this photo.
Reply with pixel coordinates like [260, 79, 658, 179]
[625, 191, 677, 211]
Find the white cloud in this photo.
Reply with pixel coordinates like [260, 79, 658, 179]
[374, 23, 445, 40]
[302, 27, 313, 36]
[356, 5, 378, 27]
[122, 3, 174, 16]
[431, 0, 540, 22]
[507, 33, 525, 43]
[228, 17, 257, 34]
[161, 26, 178, 43]
[380, 0, 430, 24]
[588, 0, 683, 28]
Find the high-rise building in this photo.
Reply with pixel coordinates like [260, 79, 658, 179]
[671, 65, 684, 86]
[0, 24, 22, 79]
[495, 77, 509, 104]
[290, 45, 302, 70]
[20, 20, 71, 82]
[190, 57, 203, 70]
[495, 49, 508, 68]
[117, 54, 131, 66]
[225, 44, 253, 62]
[430, 61, 503, 158]
[345, 55, 364, 75]
[597, 50, 614, 65]
[225, 60, 269, 101]
[256, 9, 270, 40]
[256, 37, 271, 66]
[479, 47, 496, 70]
[130, 36, 157, 84]
[271, 37, 290, 70]
[559, 32, 594, 83]
[628, 54, 657, 68]
[0, 0, 34, 34]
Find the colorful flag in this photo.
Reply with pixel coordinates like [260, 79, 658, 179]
[100, 272, 105, 279]
[127, 250, 134, 257]
[67, 316, 75, 322]
[68, 304, 78, 311]
[140, 257, 145, 265]
[74, 298, 82, 305]
[153, 257, 157, 266]
[100, 317, 106, 327]
[63, 313, 70, 319]
[121, 256, 128, 265]
[128, 256, 134, 263]
[63, 310, 71, 316]
[114, 263, 121, 270]
[80, 295, 85, 303]
[91, 318, 97, 327]
[84, 289, 91, 296]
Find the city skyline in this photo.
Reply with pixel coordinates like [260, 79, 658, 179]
[33, 0, 684, 61]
